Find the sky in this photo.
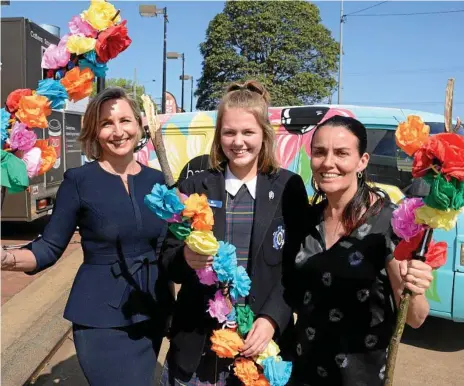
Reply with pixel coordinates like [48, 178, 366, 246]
[1, 1, 463, 115]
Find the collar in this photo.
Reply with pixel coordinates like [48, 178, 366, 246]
[225, 165, 257, 199]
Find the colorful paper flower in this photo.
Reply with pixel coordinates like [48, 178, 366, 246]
[424, 240, 447, 269]
[168, 222, 192, 240]
[183, 193, 214, 231]
[78, 50, 108, 78]
[423, 172, 464, 211]
[68, 15, 98, 38]
[391, 197, 425, 241]
[15, 95, 51, 129]
[256, 340, 281, 366]
[1, 108, 11, 146]
[207, 290, 231, 323]
[6, 89, 33, 113]
[9, 122, 37, 151]
[1, 150, 29, 193]
[21, 147, 42, 178]
[212, 241, 238, 282]
[35, 139, 57, 175]
[210, 329, 244, 358]
[196, 266, 218, 285]
[81, 0, 121, 31]
[415, 205, 460, 231]
[253, 374, 271, 386]
[234, 358, 260, 386]
[412, 133, 464, 181]
[395, 115, 430, 157]
[185, 230, 219, 256]
[235, 305, 255, 337]
[66, 35, 96, 56]
[261, 357, 293, 386]
[60, 67, 94, 102]
[230, 266, 252, 300]
[41, 43, 71, 70]
[36, 79, 69, 110]
[95, 20, 132, 63]
[144, 183, 185, 220]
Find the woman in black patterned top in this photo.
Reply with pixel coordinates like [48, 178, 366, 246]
[288, 116, 434, 386]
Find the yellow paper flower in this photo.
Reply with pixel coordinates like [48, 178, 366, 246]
[66, 35, 96, 55]
[81, 0, 121, 31]
[256, 340, 280, 365]
[415, 205, 460, 231]
[185, 230, 219, 256]
[395, 115, 430, 157]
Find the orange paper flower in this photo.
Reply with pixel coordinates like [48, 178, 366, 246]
[183, 193, 214, 231]
[253, 374, 271, 386]
[234, 358, 260, 386]
[35, 139, 57, 175]
[395, 115, 430, 156]
[6, 89, 33, 113]
[15, 95, 51, 129]
[210, 329, 244, 358]
[60, 67, 95, 102]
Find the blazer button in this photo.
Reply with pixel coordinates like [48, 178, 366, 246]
[250, 296, 256, 303]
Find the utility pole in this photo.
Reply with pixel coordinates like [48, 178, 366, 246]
[133, 68, 137, 100]
[337, 0, 345, 105]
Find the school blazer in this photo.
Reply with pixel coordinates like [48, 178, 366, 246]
[160, 167, 308, 374]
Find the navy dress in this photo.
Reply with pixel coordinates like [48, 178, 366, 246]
[27, 161, 173, 385]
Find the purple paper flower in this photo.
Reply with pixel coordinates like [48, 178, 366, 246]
[391, 197, 425, 241]
[69, 15, 98, 38]
[207, 290, 230, 323]
[9, 122, 37, 151]
[196, 266, 218, 286]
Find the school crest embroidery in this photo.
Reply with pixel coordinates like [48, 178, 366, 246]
[273, 225, 285, 250]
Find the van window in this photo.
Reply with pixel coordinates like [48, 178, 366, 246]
[366, 129, 396, 157]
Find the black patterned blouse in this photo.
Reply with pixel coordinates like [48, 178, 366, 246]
[290, 200, 399, 386]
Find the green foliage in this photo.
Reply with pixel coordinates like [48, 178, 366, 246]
[196, 1, 339, 110]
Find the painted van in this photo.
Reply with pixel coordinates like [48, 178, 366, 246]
[138, 104, 464, 322]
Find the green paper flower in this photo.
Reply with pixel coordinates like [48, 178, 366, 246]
[235, 304, 255, 337]
[423, 172, 464, 211]
[1, 150, 29, 193]
[169, 222, 192, 241]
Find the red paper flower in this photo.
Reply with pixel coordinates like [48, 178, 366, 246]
[394, 229, 424, 261]
[425, 240, 447, 268]
[95, 20, 132, 63]
[6, 89, 33, 113]
[412, 133, 464, 181]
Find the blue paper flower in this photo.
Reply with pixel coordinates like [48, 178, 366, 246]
[212, 241, 237, 283]
[36, 79, 69, 109]
[262, 356, 293, 386]
[227, 306, 236, 322]
[79, 50, 108, 78]
[230, 265, 251, 300]
[1, 108, 11, 146]
[144, 183, 185, 220]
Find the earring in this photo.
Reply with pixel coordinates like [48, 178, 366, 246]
[134, 125, 150, 152]
[357, 171, 363, 179]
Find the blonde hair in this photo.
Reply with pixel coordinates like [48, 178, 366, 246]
[209, 80, 279, 173]
[79, 87, 143, 160]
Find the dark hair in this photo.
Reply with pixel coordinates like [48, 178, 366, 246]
[311, 115, 385, 234]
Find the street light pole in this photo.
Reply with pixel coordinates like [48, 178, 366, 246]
[190, 76, 194, 112]
[181, 53, 185, 111]
[337, 0, 345, 104]
[161, 8, 167, 114]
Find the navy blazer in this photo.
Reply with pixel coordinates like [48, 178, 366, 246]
[27, 161, 173, 328]
[160, 167, 308, 375]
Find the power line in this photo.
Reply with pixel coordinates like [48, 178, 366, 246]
[349, 9, 464, 17]
[345, 1, 390, 17]
[345, 66, 464, 77]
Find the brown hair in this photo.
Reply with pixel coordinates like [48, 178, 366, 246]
[79, 87, 143, 160]
[209, 80, 279, 173]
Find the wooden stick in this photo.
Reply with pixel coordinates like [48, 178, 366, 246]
[444, 78, 455, 133]
[140, 94, 175, 187]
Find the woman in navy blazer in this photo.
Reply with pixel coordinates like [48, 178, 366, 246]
[1, 87, 173, 385]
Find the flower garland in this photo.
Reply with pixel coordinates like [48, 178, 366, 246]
[392, 115, 464, 266]
[145, 184, 292, 386]
[1, 0, 131, 193]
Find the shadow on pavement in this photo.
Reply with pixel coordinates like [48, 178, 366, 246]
[26, 355, 88, 386]
[1, 216, 50, 242]
[402, 316, 464, 352]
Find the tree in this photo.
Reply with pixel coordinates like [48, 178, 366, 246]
[196, 1, 339, 110]
[91, 78, 157, 113]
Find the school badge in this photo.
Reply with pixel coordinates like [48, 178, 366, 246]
[272, 225, 285, 250]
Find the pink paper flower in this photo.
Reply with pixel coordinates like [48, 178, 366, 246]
[41, 43, 71, 70]
[391, 197, 425, 241]
[207, 290, 230, 323]
[69, 15, 98, 38]
[197, 266, 218, 286]
[9, 122, 37, 151]
[21, 147, 42, 178]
